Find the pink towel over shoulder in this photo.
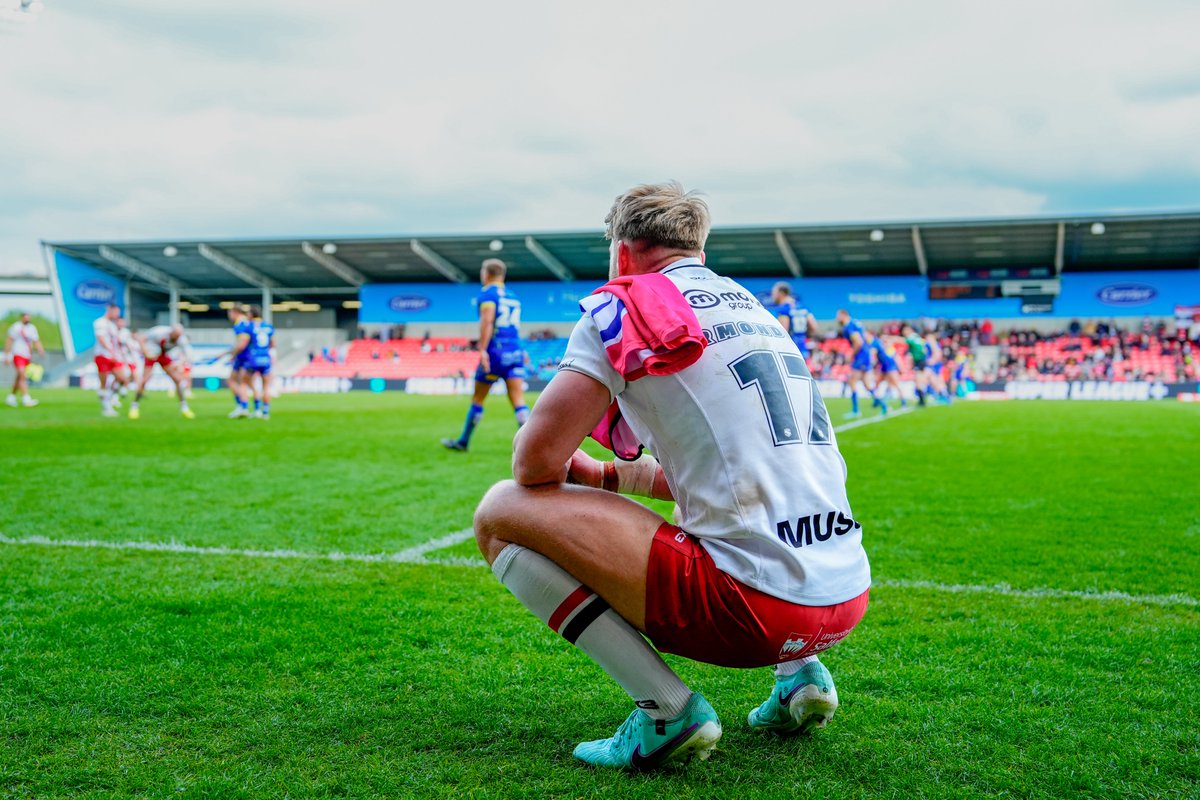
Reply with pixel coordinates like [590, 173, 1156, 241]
[579, 272, 706, 382]
[578, 271, 707, 459]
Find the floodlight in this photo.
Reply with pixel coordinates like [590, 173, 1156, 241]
[869, 229, 885, 242]
[1090, 222, 1106, 235]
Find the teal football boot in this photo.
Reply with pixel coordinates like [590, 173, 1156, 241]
[573, 692, 722, 770]
[747, 659, 839, 735]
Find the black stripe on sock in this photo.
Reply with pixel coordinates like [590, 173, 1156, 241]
[561, 596, 611, 645]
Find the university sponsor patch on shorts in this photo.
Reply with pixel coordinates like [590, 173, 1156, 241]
[809, 629, 853, 654]
[778, 632, 813, 660]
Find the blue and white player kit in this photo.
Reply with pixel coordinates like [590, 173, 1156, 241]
[247, 317, 274, 418]
[227, 312, 255, 418]
[777, 300, 812, 358]
[248, 319, 274, 375]
[871, 336, 906, 409]
[843, 317, 872, 373]
[442, 267, 532, 452]
[474, 283, 527, 384]
[871, 337, 900, 375]
[232, 316, 254, 373]
[837, 313, 886, 417]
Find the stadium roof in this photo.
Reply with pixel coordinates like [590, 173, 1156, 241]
[44, 210, 1200, 299]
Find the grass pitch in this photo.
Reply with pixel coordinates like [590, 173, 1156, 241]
[1, 389, 1197, 799]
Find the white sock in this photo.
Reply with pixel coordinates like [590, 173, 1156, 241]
[775, 655, 819, 678]
[492, 544, 692, 719]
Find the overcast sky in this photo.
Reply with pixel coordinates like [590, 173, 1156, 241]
[2, 0, 1198, 276]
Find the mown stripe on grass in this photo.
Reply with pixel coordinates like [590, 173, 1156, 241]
[3, 532, 1196, 608]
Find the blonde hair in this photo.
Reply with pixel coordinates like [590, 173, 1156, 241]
[481, 258, 507, 280]
[604, 181, 710, 252]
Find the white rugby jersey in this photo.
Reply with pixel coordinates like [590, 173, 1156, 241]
[93, 317, 120, 359]
[559, 258, 870, 605]
[118, 327, 137, 361]
[143, 325, 191, 360]
[6, 322, 38, 359]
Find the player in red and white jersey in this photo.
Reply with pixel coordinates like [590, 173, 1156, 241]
[128, 324, 194, 419]
[4, 312, 46, 408]
[473, 183, 871, 770]
[92, 304, 130, 417]
[117, 317, 139, 388]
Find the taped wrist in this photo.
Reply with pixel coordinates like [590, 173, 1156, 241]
[614, 455, 659, 497]
[601, 461, 619, 493]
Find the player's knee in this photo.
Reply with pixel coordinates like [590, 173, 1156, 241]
[473, 479, 521, 562]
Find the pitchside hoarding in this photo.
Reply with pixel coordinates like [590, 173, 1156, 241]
[359, 270, 1198, 324]
[51, 251, 126, 358]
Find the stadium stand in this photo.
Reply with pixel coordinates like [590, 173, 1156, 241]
[997, 327, 1196, 383]
[290, 318, 1199, 385]
[294, 336, 573, 380]
[43, 211, 1200, 395]
[297, 337, 480, 380]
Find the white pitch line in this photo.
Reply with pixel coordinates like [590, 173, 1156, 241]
[0, 530, 477, 567]
[832, 405, 914, 433]
[392, 529, 475, 560]
[0, 410, 910, 569]
[874, 578, 1198, 608]
[3, 532, 1196, 609]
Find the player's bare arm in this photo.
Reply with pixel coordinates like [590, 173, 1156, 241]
[477, 303, 495, 373]
[511, 369, 610, 487]
[567, 450, 675, 502]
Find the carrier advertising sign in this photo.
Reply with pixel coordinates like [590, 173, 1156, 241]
[52, 251, 125, 357]
[1096, 283, 1157, 306]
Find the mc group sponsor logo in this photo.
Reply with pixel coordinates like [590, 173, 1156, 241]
[388, 294, 431, 312]
[74, 279, 118, 306]
[1097, 283, 1157, 306]
[682, 289, 720, 309]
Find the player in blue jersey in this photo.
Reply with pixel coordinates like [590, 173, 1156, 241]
[835, 309, 885, 418]
[871, 333, 906, 410]
[441, 259, 530, 451]
[769, 282, 818, 358]
[246, 305, 275, 419]
[923, 332, 951, 404]
[949, 347, 973, 399]
[226, 305, 254, 418]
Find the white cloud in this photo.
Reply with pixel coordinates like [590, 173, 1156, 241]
[1, 0, 1198, 275]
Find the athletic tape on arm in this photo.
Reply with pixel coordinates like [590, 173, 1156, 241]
[614, 454, 659, 497]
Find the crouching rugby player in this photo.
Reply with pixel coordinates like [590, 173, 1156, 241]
[473, 182, 871, 771]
